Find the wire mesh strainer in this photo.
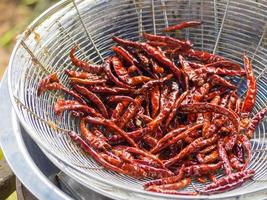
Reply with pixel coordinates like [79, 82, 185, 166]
[7, 0, 267, 199]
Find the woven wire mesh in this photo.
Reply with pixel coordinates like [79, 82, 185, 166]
[7, 0, 267, 199]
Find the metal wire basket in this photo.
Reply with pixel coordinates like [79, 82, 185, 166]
[8, 0, 267, 199]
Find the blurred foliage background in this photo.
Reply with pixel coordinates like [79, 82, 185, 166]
[0, 0, 57, 79]
[0, 1, 56, 199]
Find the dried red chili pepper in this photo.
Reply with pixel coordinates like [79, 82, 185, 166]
[72, 84, 108, 118]
[179, 55, 205, 86]
[111, 101, 129, 121]
[147, 82, 179, 130]
[241, 54, 257, 117]
[107, 95, 134, 103]
[217, 139, 232, 175]
[184, 162, 222, 177]
[69, 77, 106, 85]
[146, 178, 191, 191]
[238, 134, 251, 170]
[205, 60, 241, 70]
[112, 46, 137, 66]
[151, 59, 164, 74]
[163, 20, 203, 32]
[209, 74, 237, 89]
[194, 67, 246, 76]
[196, 169, 254, 194]
[164, 134, 219, 167]
[113, 36, 184, 83]
[246, 106, 267, 138]
[118, 96, 144, 129]
[54, 99, 102, 117]
[182, 49, 225, 63]
[224, 134, 238, 152]
[203, 150, 219, 164]
[37, 73, 59, 96]
[84, 116, 138, 148]
[70, 47, 103, 73]
[67, 131, 127, 175]
[179, 103, 240, 132]
[87, 86, 134, 94]
[80, 119, 110, 151]
[229, 153, 244, 171]
[143, 32, 192, 49]
[151, 124, 202, 154]
[199, 144, 217, 154]
[104, 58, 132, 88]
[150, 85, 160, 118]
[143, 164, 185, 188]
[165, 91, 189, 127]
[136, 74, 173, 94]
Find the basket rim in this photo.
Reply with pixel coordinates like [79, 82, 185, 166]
[7, 0, 267, 199]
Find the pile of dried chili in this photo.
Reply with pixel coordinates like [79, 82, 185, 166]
[37, 21, 266, 195]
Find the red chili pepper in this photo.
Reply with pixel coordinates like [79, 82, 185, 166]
[54, 99, 102, 117]
[246, 106, 267, 138]
[209, 74, 237, 89]
[179, 102, 240, 132]
[146, 178, 191, 191]
[150, 85, 160, 118]
[116, 146, 164, 168]
[229, 153, 244, 171]
[143, 164, 185, 188]
[202, 95, 221, 138]
[164, 134, 219, 167]
[37, 73, 59, 96]
[112, 46, 137, 66]
[165, 91, 189, 127]
[194, 67, 246, 76]
[199, 144, 217, 154]
[142, 135, 158, 148]
[87, 85, 134, 94]
[179, 55, 205, 86]
[224, 134, 238, 152]
[113, 36, 184, 84]
[84, 116, 138, 148]
[203, 150, 219, 164]
[136, 74, 173, 94]
[70, 47, 103, 73]
[184, 162, 222, 176]
[138, 164, 174, 179]
[151, 124, 200, 154]
[205, 60, 241, 70]
[111, 101, 129, 122]
[67, 131, 128, 175]
[151, 59, 164, 74]
[182, 49, 225, 63]
[107, 95, 135, 103]
[65, 69, 101, 80]
[196, 169, 254, 194]
[217, 139, 232, 175]
[143, 32, 192, 49]
[241, 54, 257, 117]
[69, 77, 106, 85]
[104, 58, 132, 88]
[147, 82, 179, 130]
[163, 20, 203, 32]
[72, 84, 109, 118]
[118, 96, 144, 129]
[80, 119, 110, 151]
[238, 134, 251, 170]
